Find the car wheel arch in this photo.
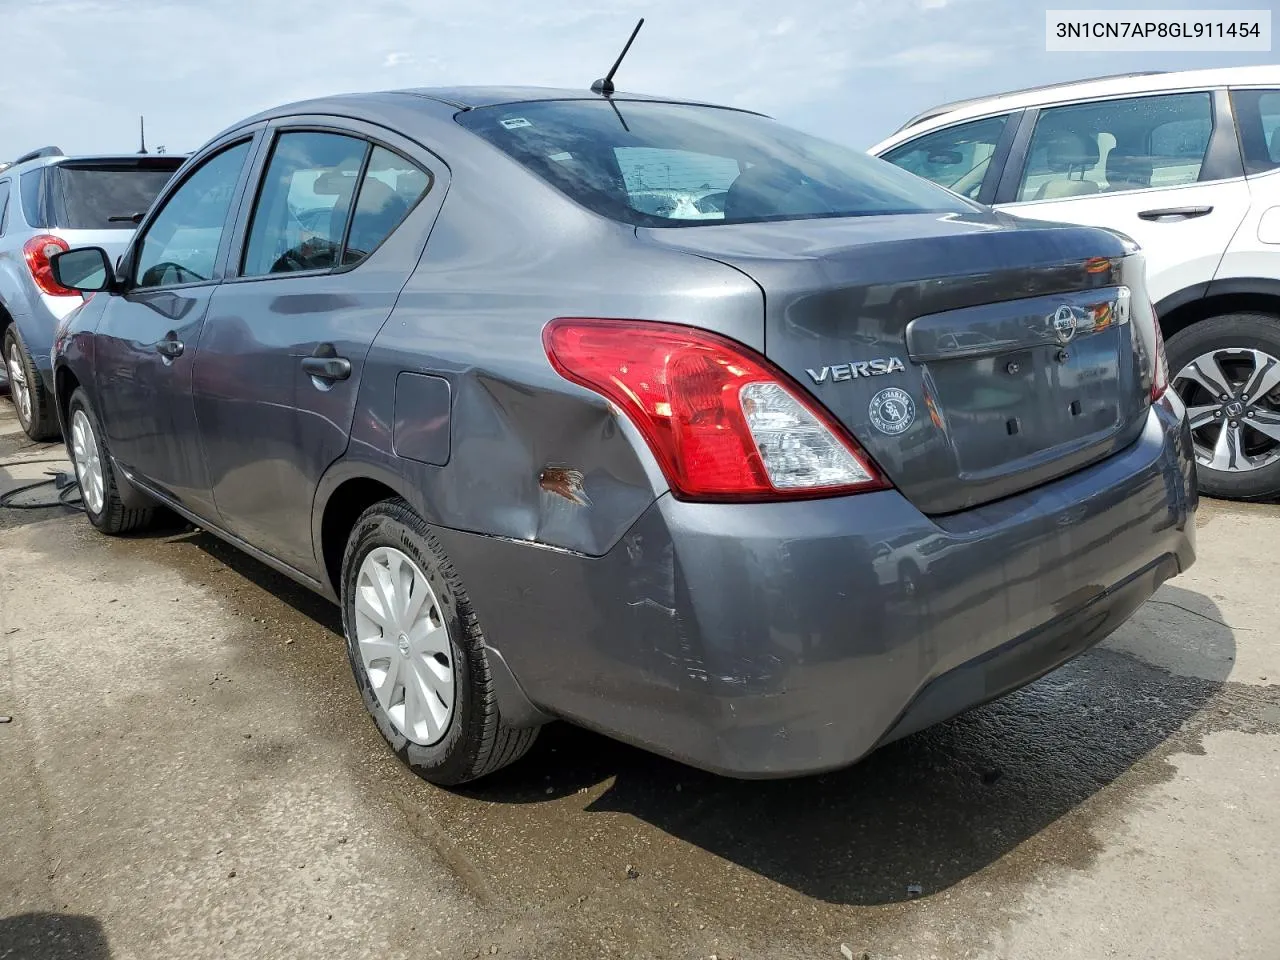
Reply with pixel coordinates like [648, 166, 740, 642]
[54, 364, 81, 431]
[1157, 278, 1280, 341]
[314, 464, 418, 597]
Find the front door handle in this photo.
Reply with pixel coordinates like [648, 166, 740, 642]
[1138, 205, 1213, 222]
[301, 355, 352, 382]
[155, 333, 184, 359]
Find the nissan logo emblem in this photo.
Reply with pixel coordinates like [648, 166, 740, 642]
[1053, 305, 1078, 344]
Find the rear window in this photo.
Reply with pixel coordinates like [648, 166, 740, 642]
[456, 100, 975, 227]
[53, 160, 182, 229]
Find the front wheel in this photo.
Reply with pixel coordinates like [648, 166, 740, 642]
[1167, 312, 1280, 501]
[66, 387, 156, 534]
[340, 498, 538, 785]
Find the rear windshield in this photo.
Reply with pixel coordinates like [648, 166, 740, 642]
[53, 160, 182, 229]
[456, 99, 975, 227]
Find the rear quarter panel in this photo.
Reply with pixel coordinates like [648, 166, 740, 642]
[327, 124, 765, 560]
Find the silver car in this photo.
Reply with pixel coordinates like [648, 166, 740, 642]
[0, 147, 182, 438]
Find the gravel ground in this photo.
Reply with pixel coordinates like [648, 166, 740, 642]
[1, 399, 1277, 960]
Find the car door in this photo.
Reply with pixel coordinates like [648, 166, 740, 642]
[92, 134, 261, 517]
[1218, 87, 1280, 280]
[992, 89, 1252, 306]
[878, 112, 1021, 204]
[191, 120, 440, 576]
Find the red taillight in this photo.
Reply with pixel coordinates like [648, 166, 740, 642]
[542, 317, 889, 502]
[1150, 306, 1169, 401]
[22, 235, 75, 297]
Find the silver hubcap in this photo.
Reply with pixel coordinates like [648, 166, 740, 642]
[354, 547, 455, 746]
[1174, 347, 1280, 474]
[70, 409, 105, 514]
[7, 343, 30, 425]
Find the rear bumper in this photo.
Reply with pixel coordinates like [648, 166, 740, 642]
[437, 396, 1196, 778]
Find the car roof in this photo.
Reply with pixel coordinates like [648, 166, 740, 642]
[879, 64, 1280, 147]
[393, 85, 742, 111]
[3, 153, 187, 175]
[222, 85, 763, 134]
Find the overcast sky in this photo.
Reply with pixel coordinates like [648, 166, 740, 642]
[0, 0, 1273, 160]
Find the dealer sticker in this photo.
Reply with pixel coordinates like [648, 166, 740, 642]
[869, 388, 916, 436]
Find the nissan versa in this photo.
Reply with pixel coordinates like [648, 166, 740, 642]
[48, 86, 1197, 785]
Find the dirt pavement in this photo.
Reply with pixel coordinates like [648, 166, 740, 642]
[1, 400, 1278, 960]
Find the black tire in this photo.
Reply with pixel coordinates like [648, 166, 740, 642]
[66, 387, 156, 534]
[1166, 312, 1280, 501]
[340, 498, 538, 786]
[4, 325, 59, 440]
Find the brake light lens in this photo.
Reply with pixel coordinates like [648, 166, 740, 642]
[22, 235, 75, 297]
[1150, 305, 1169, 401]
[542, 318, 889, 501]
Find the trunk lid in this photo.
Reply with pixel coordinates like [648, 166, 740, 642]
[641, 211, 1150, 514]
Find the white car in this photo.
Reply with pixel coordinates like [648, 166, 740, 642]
[871, 66, 1280, 500]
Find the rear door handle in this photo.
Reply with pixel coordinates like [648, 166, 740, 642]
[301, 355, 352, 382]
[155, 333, 184, 359]
[1138, 205, 1213, 222]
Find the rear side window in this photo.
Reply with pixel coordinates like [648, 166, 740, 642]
[1230, 89, 1280, 175]
[20, 169, 48, 228]
[342, 146, 431, 266]
[1016, 92, 1214, 202]
[456, 100, 974, 227]
[241, 132, 367, 277]
[881, 115, 1010, 200]
[0, 183, 9, 235]
[53, 161, 181, 229]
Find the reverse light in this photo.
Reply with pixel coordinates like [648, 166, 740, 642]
[22, 235, 76, 297]
[542, 318, 889, 502]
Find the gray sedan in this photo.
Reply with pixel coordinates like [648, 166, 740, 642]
[48, 86, 1196, 784]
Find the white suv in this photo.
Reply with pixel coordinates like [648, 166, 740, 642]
[871, 66, 1280, 501]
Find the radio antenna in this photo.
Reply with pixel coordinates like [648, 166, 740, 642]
[591, 18, 644, 97]
[138, 116, 148, 155]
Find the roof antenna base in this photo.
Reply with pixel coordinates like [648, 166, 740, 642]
[591, 18, 644, 98]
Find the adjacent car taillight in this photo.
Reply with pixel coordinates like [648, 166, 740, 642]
[543, 317, 889, 502]
[22, 234, 76, 297]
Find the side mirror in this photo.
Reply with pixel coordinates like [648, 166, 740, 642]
[50, 247, 114, 293]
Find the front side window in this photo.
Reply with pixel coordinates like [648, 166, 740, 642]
[881, 115, 1009, 200]
[342, 146, 431, 266]
[1016, 92, 1214, 202]
[457, 99, 975, 227]
[241, 132, 367, 277]
[1230, 88, 1280, 175]
[135, 140, 252, 289]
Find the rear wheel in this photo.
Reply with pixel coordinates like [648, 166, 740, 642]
[4, 326, 58, 440]
[1167, 312, 1280, 500]
[340, 498, 538, 785]
[66, 387, 156, 534]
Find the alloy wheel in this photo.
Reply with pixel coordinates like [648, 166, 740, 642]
[7, 343, 30, 425]
[1174, 347, 1280, 474]
[353, 546, 456, 745]
[70, 409, 105, 514]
